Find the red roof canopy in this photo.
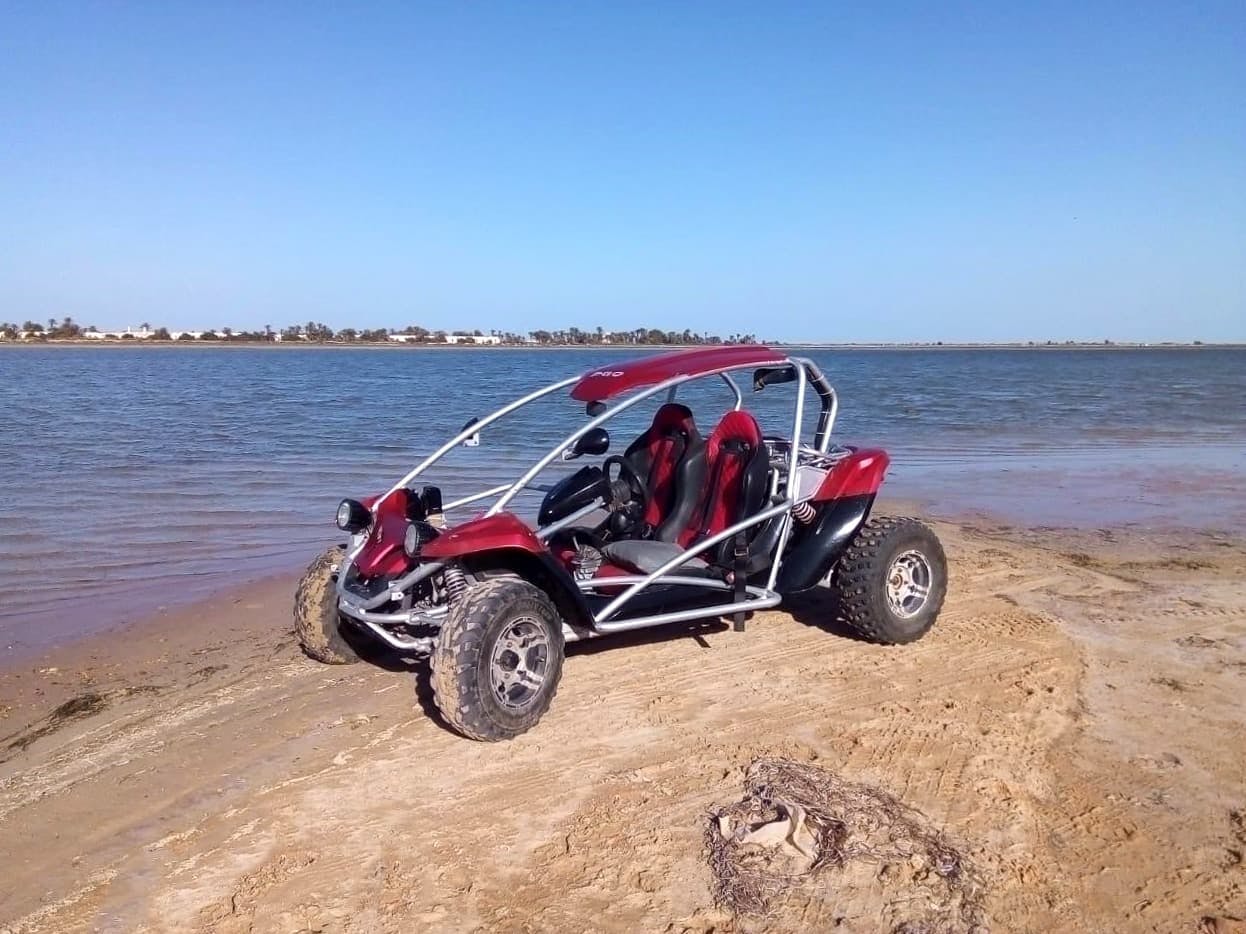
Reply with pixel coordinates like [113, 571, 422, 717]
[570, 346, 788, 402]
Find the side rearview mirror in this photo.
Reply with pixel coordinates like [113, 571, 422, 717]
[753, 366, 797, 392]
[563, 426, 610, 460]
[460, 417, 481, 447]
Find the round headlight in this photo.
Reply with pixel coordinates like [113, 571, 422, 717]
[403, 520, 439, 557]
[336, 499, 371, 533]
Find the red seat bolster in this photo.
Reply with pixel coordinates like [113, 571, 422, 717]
[677, 411, 764, 547]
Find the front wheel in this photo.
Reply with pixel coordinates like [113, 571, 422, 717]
[430, 578, 565, 741]
[294, 546, 360, 664]
[832, 517, 947, 644]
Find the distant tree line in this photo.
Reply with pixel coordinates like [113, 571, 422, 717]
[1, 317, 89, 340]
[1, 320, 1219, 348]
[0, 318, 763, 346]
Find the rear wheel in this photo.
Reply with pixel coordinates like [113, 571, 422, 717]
[430, 578, 565, 741]
[832, 517, 947, 644]
[294, 546, 360, 664]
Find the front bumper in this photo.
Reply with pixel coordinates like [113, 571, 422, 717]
[336, 598, 445, 627]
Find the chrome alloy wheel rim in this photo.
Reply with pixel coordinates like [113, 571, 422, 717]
[885, 549, 933, 619]
[489, 617, 551, 711]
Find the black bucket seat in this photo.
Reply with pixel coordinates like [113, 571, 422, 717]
[621, 403, 706, 542]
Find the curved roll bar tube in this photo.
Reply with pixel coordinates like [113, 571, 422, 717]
[377, 374, 581, 508]
[791, 356, 838, 453]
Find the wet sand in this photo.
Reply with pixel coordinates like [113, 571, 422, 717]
[1, 514, 1244, 932]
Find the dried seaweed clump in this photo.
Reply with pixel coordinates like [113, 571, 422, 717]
[706, 757, 987, 933]
[3, 691, 110, 760]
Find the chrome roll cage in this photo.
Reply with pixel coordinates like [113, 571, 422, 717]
[336, 355, 840, 640]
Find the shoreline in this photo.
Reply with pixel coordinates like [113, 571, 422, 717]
[2, 488, 1238, 672]
[2, 500, 1237, 675]
[2, 511, 1243, 930]
[1, 506, 1236, 683]
[5, 482, 1245, 669]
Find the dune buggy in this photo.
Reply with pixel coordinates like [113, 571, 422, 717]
[295, 346, 946, 740]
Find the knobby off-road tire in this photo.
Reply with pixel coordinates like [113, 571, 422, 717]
[294, 546, 360, 664]
[430, 578, 565, 742]
[833, 517, 947, 645]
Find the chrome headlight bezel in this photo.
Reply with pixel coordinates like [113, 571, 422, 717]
[403, 520, 439, 558]
[336, 499, 371, 533]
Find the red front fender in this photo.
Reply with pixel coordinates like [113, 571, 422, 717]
[421, 513, 545, 558]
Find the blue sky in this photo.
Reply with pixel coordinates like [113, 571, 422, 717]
[2, 1, 1243, 341]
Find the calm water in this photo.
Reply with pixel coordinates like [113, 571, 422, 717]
[2, 345, 1244, 657]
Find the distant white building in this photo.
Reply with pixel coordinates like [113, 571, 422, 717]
[84, 327, 155, 340]
[388, 333, 502, 345]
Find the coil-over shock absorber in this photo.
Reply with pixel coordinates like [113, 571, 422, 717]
[442, 565, 468, 606]
[791, 501, 817, 525]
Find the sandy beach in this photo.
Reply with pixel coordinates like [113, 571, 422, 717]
[1, 508, 1243, 932]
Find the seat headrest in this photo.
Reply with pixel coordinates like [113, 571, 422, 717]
[650, 403, 697, 436]
[709, 410, 762, 448]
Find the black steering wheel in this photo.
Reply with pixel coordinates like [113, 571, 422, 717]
[601, 455, 650, 534]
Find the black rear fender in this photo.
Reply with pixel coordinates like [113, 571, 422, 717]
[775, 494, 875, 594]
